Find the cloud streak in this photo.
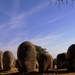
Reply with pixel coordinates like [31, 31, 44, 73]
[31, 34, 63, 47]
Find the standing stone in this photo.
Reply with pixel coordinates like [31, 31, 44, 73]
[0, 51, 3, 70]
[57, 53, 67, 69]
[17, 41, 36, 72]
[67, 44, 75, 71]
[38, 53, 53, 72]
[3, 50, 15, 70]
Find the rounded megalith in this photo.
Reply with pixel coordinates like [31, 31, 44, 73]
[67, 44, 75, 71]
[3, 50, 15, 70]
[38, 53, 53, 72]
[0, 51, 3, 70]
[17, 41, 36, 72]
[57, 53, 67, 69]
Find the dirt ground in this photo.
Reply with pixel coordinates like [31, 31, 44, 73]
[0, 68, 75, 75]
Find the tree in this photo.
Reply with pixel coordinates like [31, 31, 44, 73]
[49, 0, 75, 9]
[50, 0, 75, 4]
[53, 58, 57, 65]
[53, 58, 57, 69]
[35, 45, 48, 61]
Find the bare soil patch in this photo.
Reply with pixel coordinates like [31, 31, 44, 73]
[0, 68, 75, 75]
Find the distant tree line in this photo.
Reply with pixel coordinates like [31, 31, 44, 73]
[35, 45, 48, 61]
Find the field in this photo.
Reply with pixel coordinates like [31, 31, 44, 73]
[0, 68, 75, 75]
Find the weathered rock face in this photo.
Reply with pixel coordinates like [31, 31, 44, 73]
[0, 51, 3, 70]
[57, 53, 67, 69]
[17, 41, 36, 72]
[3, 51, 15, 70]
[35, 60, 39, 69]
[67, 44, 75, 71]
[38, 53, 53, 72]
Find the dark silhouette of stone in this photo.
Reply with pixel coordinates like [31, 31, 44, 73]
[67, 44, 75, 71]
[57, 53, 67, 69]
[38, 53, 53, 72]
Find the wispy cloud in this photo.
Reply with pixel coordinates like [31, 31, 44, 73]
[48, 14, 64, 23]
[31, 34, 63, 46]
[48, 10, 75, 24]
[22, 1, 49, 19]
[9, 13, 26, 29]
[48, 19, 56, 23]
[0, 1, 49, 42]
[0, 8, 11, 17]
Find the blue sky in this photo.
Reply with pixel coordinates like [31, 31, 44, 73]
[0, 0, 75, 58]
